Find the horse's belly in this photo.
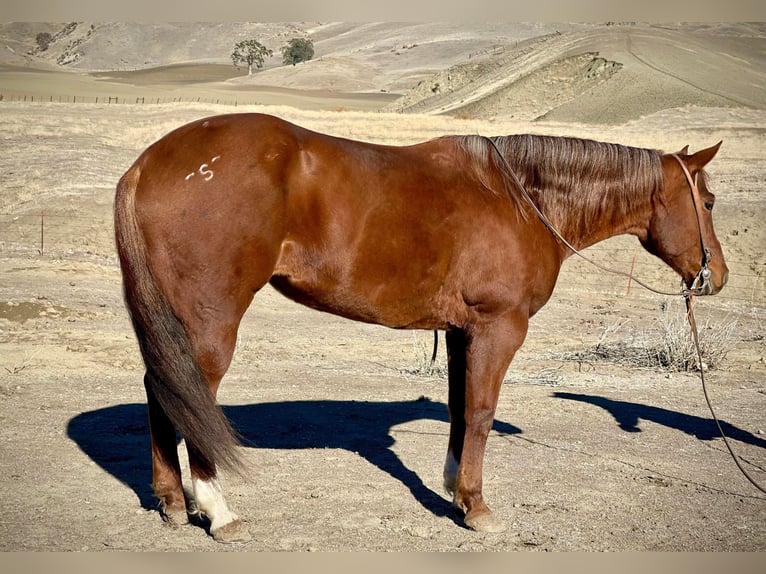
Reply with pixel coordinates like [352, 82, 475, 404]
[270, 239, 450, 329]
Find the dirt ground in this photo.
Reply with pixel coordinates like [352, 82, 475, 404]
[0, 21, 765, 549]
[0, 99, 764, 552]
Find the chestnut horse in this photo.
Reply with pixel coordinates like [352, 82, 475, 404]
[114, 113, 728, 542]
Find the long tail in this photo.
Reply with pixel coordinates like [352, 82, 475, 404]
[114, 164, 244, 475]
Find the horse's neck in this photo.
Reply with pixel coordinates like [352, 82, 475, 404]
[531, 182, 653, 254]
[490, 134, 661, 253]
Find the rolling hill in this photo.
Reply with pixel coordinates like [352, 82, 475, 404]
[1, 21, 763, 123]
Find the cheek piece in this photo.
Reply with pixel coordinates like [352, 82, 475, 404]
[670, 153, 712, 296]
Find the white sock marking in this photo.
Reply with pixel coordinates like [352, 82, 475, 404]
[192, 476, 239, 532]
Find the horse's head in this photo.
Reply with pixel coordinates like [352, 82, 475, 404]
[641, 142, 729, 295]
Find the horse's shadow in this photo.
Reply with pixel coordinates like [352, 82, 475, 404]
[553, 392, 766, 449]
[67, 391, 765, 527]
[66, 397, 521, 521]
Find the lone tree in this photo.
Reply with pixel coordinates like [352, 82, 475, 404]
[281, 37, 314, 66]
[35, 32, 53, 51]
[231, 39, 273, 75]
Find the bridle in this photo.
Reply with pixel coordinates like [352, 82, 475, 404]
[670, 153, 713, 296]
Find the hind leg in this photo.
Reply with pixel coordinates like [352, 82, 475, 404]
[185, 316, 251, 543]
[146, 196, 284, 541]
[144, 371, 189, 526]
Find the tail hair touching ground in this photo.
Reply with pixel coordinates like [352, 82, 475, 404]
[114, 165, 245, 476]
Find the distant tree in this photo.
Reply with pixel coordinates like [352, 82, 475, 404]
[35, 32, 53, 51]
[281, 37, 314, 66]
[231, 39, 273, 75]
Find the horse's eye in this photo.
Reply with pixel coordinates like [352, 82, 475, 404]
[704, 200, 714, 211]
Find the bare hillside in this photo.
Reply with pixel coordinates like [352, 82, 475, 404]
[387, 23, 766, 123]
[243, 22, 587, 93]
[0, 22, 579, 86]
[0, 22, 308, 71]
[2, 22, 763, 124]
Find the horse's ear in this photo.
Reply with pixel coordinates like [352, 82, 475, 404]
[676, 145, 689, 156]
[687, 141, 722, 172]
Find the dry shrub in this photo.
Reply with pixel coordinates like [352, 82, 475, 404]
[563, 300, 737, 373]
[402, 332, 447, 379]
[649, 301, 737, 371]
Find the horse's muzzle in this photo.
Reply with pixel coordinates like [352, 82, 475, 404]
[686, 266, 728, 296]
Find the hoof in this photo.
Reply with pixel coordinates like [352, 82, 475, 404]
[212, 519, 252, 544]
[464, 509, 507, 533]
[162, 508, 190, 528]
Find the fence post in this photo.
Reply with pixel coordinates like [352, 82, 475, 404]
[39, 211, 45, 256]
[626, 250, 637, 296]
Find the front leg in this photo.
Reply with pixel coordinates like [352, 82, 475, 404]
[443, 328, 467, 497]
[449, 313, 528, 532]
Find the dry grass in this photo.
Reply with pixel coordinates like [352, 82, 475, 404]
[402, 331, 447, 379]
[652, 300, 738, 371]
[558, 299, 738, 373]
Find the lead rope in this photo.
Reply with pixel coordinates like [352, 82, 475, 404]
[478, 136, 766, 495]
[685, 294, 766, 494]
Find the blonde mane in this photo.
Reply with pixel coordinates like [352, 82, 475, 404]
[454, 133, 664, 237]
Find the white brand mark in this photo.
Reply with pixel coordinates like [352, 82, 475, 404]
[185, 155, 221, 183]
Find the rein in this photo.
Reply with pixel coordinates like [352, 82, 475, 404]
[686, 295, 766, 495]
[479, 136, 766, 496]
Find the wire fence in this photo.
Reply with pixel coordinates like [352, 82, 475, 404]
[1, 211, 764, 308]
[0, 93, 263, 107]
